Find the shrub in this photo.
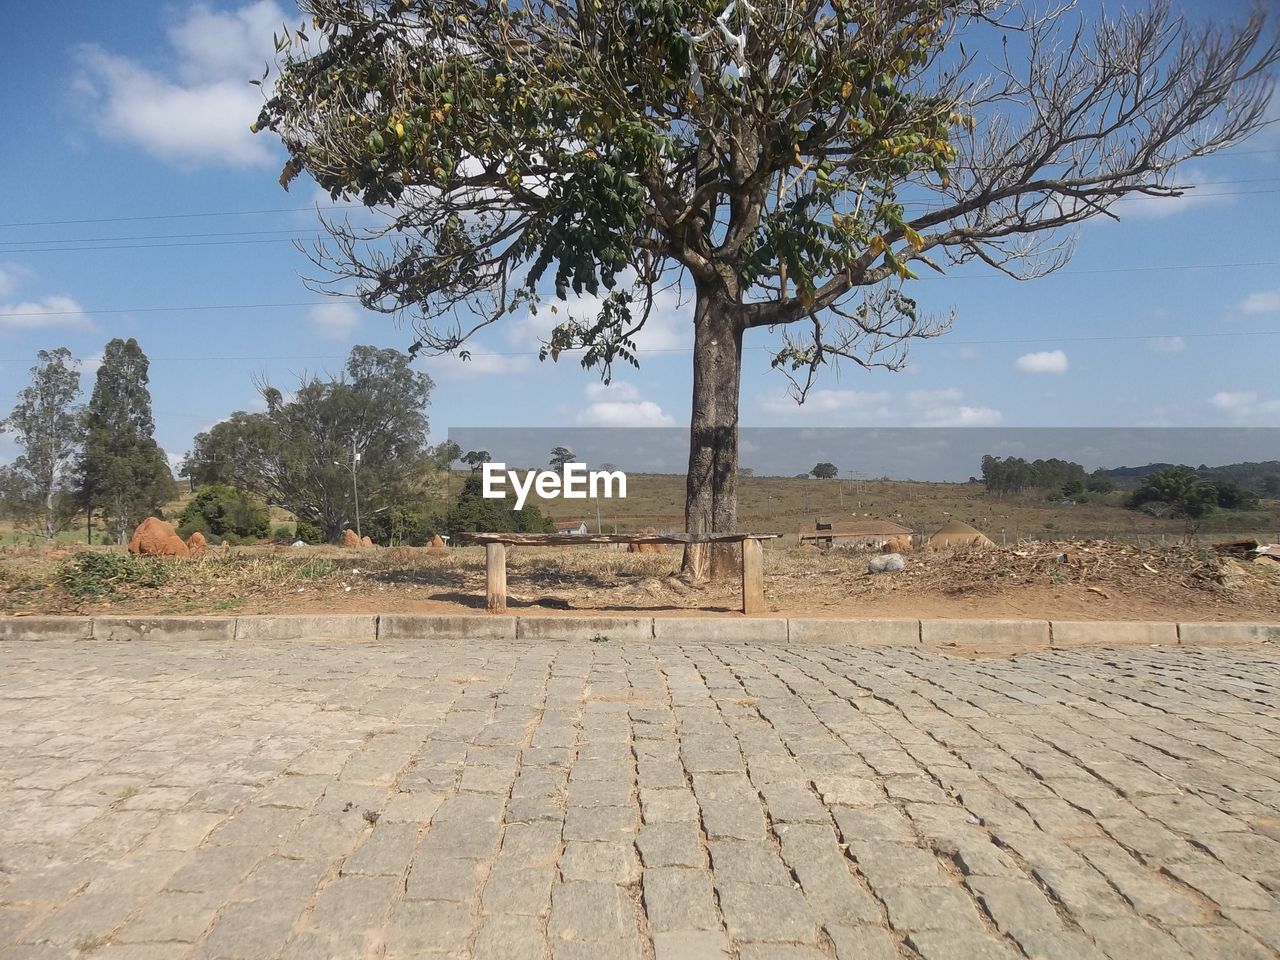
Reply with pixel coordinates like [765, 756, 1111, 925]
[178, 485, 271, 540]
[271, 523, 296, 543]
[295, 521, 326, 544]
[58, 552, 170, 601]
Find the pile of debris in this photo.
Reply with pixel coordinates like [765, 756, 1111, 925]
[900, 538, 1277, 602]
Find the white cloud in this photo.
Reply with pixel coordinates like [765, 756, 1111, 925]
[759, 388, 892, 417]
[1015, 350, 1069, 374]
[0, 295, 92, 333]
[1149, 336, 1185, 353]
[759, 385, 1001, 426]
[78, 352, 104, 377]
[576, 381, 675, 427]
[506, 282, 692, 355]
[1209, 390, 1280, 423]
[1115, 170, 1231, 220]
[423, 351, 533, 380]
[0, 263, 30, 298]
[309, 302, 361, 340]
[1238, 290, 1280, 314]
[74, 1, 286, 169]
[905, 388, 1004, 427]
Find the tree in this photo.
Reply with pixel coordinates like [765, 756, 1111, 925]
[811, 462, 839, 480]
[1129, 466, 1217, 527]
[177, 485, 271, 541]
[463, 449, 492, 472]
[1213, 480, 1259, 511]
[433, 439, 463, 468]
[1086, 469, 1116, 494]
[182, 412, 280, 492]
[1, 348, 84, 539]
[1061, 479, 1084, 500]
[446, 473, 555, 535]
[550, 446, 577, 471]
[77, 339, 176, 543]
[195, 346, 433, 542]
[255, 0, 1279, 578]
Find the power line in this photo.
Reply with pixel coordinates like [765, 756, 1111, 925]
[0, 156, 1275, 230]
[1, 329, 1278, 365]
[0, 227, 317, 245]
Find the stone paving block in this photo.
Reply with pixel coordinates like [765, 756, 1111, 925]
[384, 899, 473, 957]
[642, 867, 720, 931]
[905, 930, 1021, 960]
[965, 876, 1063, 938]
[637, 822, 705, 869]
[474, 912, 546, 960]
[559, 841, 641, 883]
[192, 897, 302, 959]
[405, 856, 484, 901]
[652, 930, 731, 960]
[717, 880, 818, 943]
[549, 882, 634, 942]
[116, 890, 222, 943]
[879, 884, 986, 933]
[825, 924, 902, 960]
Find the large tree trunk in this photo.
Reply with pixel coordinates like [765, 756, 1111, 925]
[682, 283, 744, 581]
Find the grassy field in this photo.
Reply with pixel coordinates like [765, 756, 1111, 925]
[3, 472, 1278, 548]
[530, 473, 1280, 545]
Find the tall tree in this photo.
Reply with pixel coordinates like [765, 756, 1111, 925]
[77, 338, 177, 543]
[1, 348, 84, 538]
[550, 446, 577, 471]
[192, 346, 433, 542]
[254, 0, 1279, 577]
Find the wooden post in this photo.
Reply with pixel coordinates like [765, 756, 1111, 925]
[741, 537, 765, 615]
[485, 542, 507, 614]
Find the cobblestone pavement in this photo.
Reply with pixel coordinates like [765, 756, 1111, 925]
[1, 640, 1279, 960]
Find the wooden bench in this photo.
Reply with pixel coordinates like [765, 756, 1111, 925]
[455, 533, 779, 615]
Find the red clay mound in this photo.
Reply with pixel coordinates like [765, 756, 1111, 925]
[341, 529, 361, 548]
[427, 533, 447, 557]
[883, 536, 913, 554]
[628, 526, 667, 554]
[361, 535, 375, 548]
[128, 517, 189, 557]
[186, 531, 208, 557]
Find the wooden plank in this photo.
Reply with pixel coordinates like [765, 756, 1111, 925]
[458, 532, 779, 547]
[485, 542, 507, 614]
[741, 538, 765, 616]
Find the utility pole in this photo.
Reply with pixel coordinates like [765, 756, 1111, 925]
[335, 437, 361, 538]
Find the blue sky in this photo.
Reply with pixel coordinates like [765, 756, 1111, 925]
[1, 0, 1278, 477]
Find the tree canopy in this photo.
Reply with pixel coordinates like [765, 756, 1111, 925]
[254, 0, 1279, 576]
[183, 345, 434, 542]
[77, 338, 176, 543]
[2, 348, 83, 538]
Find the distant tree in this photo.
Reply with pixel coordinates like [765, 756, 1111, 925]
[1, 348, 84, 538]
[1086, 469, 1116, 494]
[446, 473, 555, 535]
[77, 338, 176, 543]
[177, 485, 271, 541]
[258, 346, 433, 542]
[738, 467, 754, 478]
[1264, 476, 1280, 497]
[811, 462, 839, 480]
[463, 450, 492, 472]
[433, 439, 462, 468]
[550, 446, 577, 471]
[182, 412, 280, 493]
[1129, 466, 1217, 527]
[1213, 480, 1259, 511]
[1061, 479, 1084, 500]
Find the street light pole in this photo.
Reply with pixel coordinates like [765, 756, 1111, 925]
[351, 437, 361, 539]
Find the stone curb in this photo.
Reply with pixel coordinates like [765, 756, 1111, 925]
[0, 614, 1276, 648]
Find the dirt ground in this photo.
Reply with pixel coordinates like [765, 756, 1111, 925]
[3, 538, 1279, 623]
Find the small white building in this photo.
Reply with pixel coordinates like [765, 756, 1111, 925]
[554, 520, 589, 535]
